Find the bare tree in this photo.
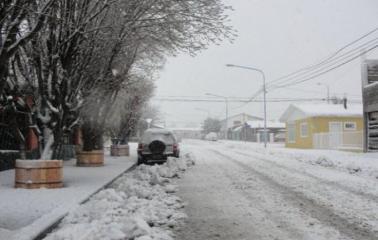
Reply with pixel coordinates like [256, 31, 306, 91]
[1, 0, 234, 157]
[79, 0, 234, 151]
[0, 0, 54, 96]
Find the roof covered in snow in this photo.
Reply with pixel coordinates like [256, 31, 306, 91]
[280, 104, 363, 122]
[169, 127, 202, 132]
[144, 128, 173, 134]
[246, 120, 285, 129]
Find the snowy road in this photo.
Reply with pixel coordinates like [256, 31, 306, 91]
[175, 140, 378, 240]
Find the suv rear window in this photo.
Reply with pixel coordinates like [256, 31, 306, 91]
[142, 132, 175, 144]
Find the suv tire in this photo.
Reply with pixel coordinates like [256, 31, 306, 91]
[137, 156, 146, 165]
[149, 140, 166, 154]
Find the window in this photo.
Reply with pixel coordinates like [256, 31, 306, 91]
[287, 123, 296, 143]
[344, 122, 356, 131]
[300, 122, 308, 138]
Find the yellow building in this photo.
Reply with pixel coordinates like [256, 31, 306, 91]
[279, 104, 363, 150]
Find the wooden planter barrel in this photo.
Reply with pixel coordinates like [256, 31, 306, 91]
[15, 160, 63, 189]
[110, 144, 130, 157]
[76, 150, 104, 167]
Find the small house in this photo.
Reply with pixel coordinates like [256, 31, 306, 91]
[221, 113, 262, 139]
[230, 120, 285, 143]
[279, 104, 363, 150]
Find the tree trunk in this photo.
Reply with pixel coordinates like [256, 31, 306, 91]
[82, 121, 104, 151]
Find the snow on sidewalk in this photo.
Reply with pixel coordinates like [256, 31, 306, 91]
[43, 153, 196, 240]
[0, 147, 137, 240]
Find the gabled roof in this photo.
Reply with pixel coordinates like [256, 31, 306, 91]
[221, 113, 262, 122]
[280, 104, 363, 122]
[169, 127, 202, 131]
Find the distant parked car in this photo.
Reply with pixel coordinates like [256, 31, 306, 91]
[205, 132, 218, 141]
[137, 128, 180, 165]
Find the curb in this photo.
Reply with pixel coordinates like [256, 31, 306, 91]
[33, 162, 137, 240]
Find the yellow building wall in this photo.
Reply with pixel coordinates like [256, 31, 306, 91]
[285, 116, 363, 149]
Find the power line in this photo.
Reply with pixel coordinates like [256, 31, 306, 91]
[268, 39, 378, 89]
[284, 86, 362, 98]
[266, 27, 378, 88]
[152, 97, 354, 103]
[269, 45, 378, 90]
[226, 28, 377, 110]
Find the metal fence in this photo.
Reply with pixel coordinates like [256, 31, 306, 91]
[313, 131, 363, 150]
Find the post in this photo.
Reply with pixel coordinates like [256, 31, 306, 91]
[262, 72, 267, 148]
[327, 85, 330, 104]
[318, 82, 330, 104]
[225, 97, 229, 140]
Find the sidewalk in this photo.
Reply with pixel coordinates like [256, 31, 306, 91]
[0, 144, 137, 240]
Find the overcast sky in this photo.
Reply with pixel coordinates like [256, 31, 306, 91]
[153, 0, 378, 128]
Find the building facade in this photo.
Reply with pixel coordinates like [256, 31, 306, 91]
[362, 59, 378, 152]
[280, 104, 363, 150]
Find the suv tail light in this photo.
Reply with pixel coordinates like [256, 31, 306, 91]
[138, 143, 144, 151]
[173, 143, 178, 152]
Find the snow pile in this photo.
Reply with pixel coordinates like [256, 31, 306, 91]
[220, 141, 378, 180]
[44, 154, 195, 240]
[312, 156, 335, 168]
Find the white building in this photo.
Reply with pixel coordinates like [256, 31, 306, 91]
[221, 113, 262, 131]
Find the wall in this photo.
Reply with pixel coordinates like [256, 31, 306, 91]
[285, 116, 363, 149]
[285, 118, 313, 149]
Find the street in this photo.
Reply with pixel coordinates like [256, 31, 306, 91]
[174, 140, 378, 240]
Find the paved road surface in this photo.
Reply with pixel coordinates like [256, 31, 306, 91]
[174, 140, 378, 240]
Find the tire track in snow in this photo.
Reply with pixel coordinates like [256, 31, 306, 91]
[209, 156, 332, 239]
[231, 149, 378, 201]
[175, 146, 264, 240]
[210, 149, 378, 240]
[183, 144, 344, 240]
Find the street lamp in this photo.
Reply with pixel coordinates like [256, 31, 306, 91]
[226, 64, 267, 148]
[317, 82, 330, 104]
[205, 93, 229, 140]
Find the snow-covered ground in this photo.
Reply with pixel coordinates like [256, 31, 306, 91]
[0, 147, 136, 240]
[43, 154, 196, 240]
[220, 140, 378, 180]
[174, 139, 378, 240]
[3, 139, 377, 240]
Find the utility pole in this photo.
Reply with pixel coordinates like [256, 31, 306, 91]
[317, 82, 330, 104]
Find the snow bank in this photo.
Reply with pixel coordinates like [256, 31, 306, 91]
[44, 154, 195, 240]
[221, 141, 378, 180]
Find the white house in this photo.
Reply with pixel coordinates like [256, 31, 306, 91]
[221, 113, 262, 130]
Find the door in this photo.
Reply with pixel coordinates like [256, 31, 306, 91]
[329, 122, 343, 149]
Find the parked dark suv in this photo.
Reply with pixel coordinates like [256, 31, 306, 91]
[137, 128, 180, 165]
